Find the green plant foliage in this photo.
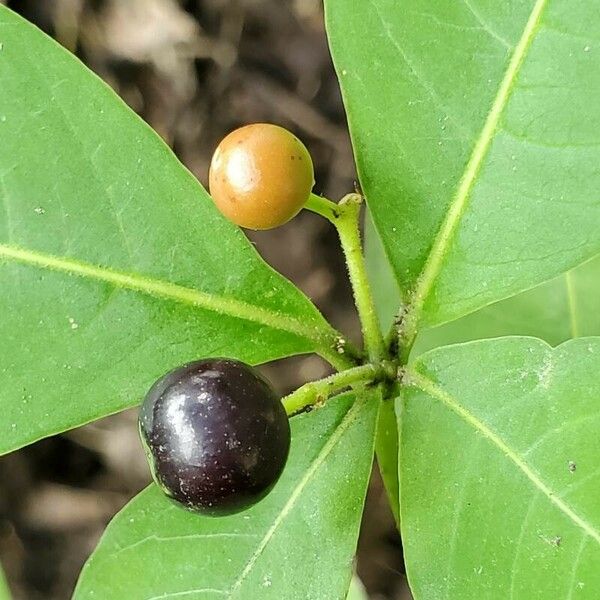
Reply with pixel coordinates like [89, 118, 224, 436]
[366, 214, 600, 348]
[0, 6, 343, 456]
[366, 212, 600, 346]
[400, 337, 600, 598]
[0, 565, 10, 600]
[363, 215, 400, 523]
[73, 392, 378, 600]
[4, 2, 600, 599]
[364, 214, 401, 330]
[374, 398, 400, 526]
[366, 213, 600, 524]
[414, 257, 600, 355]
[346, 575, 368, 600]
[327, 0, 600, 329]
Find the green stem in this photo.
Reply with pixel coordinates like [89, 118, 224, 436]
[305, 193, 341, 220]
[282, 363, 379, 416]
[306, 193, 386, 363]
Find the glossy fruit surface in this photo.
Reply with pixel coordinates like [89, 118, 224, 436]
[139, 358, 290, 515]
[208, 123, 314, 229]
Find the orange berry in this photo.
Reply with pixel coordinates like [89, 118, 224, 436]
[209, 123, 314, 230]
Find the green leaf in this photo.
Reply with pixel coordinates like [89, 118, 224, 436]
[366, 211, 600, 350]
[346, 575, 368, 600]
[374, 398, 400, 527]
[0, 564, 10, 600]
[414, 255, 600, 355]
[326, 0, 600, 331]
[0, 7, 343, 456]
[364, 214, 400, 524]
[74, 392, 379, 600]
[366, 210, 600, 530]
[364, 213, 400, 331]
[400, 337, 600, 599]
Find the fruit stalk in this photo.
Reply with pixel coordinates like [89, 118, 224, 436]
[306, 193, 386, 363]
[282, 363, 380, 415]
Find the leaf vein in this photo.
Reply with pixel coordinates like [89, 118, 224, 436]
[402, 0, 549, 339]
[566, 535, 588, 600]
[444, 435, 483, 599]
[0, 243, 330, 345]
[144, 588, 225, 600]
[367, 0, 471, 141]
[408, 369, 600, 546]
[521, 410, 600, 458]
[112, 532, 259, 559]
[508, 492, 539, 600]
[565, 270, 580, 338]
[227, 397, 367, 597]
[461, 0, 512, 49]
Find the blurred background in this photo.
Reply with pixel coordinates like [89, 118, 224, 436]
[0, 1, 409, 598]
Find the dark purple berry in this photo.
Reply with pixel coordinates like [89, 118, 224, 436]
[139, 358, 290, 516]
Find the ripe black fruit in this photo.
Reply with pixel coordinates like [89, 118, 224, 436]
[139, 359, 290, 516]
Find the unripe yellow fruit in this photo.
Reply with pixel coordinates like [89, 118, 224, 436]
[208, 123, 314, 230]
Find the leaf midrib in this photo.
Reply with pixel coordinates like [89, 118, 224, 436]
[0, 243, 333, 347]
[408, 368, 600, 546]
[403, 0, 549, 336]
[565, 270, 580, 337]
[228, 396, 369, 597]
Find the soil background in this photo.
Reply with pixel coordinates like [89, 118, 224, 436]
[0, 1, 411, 598]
